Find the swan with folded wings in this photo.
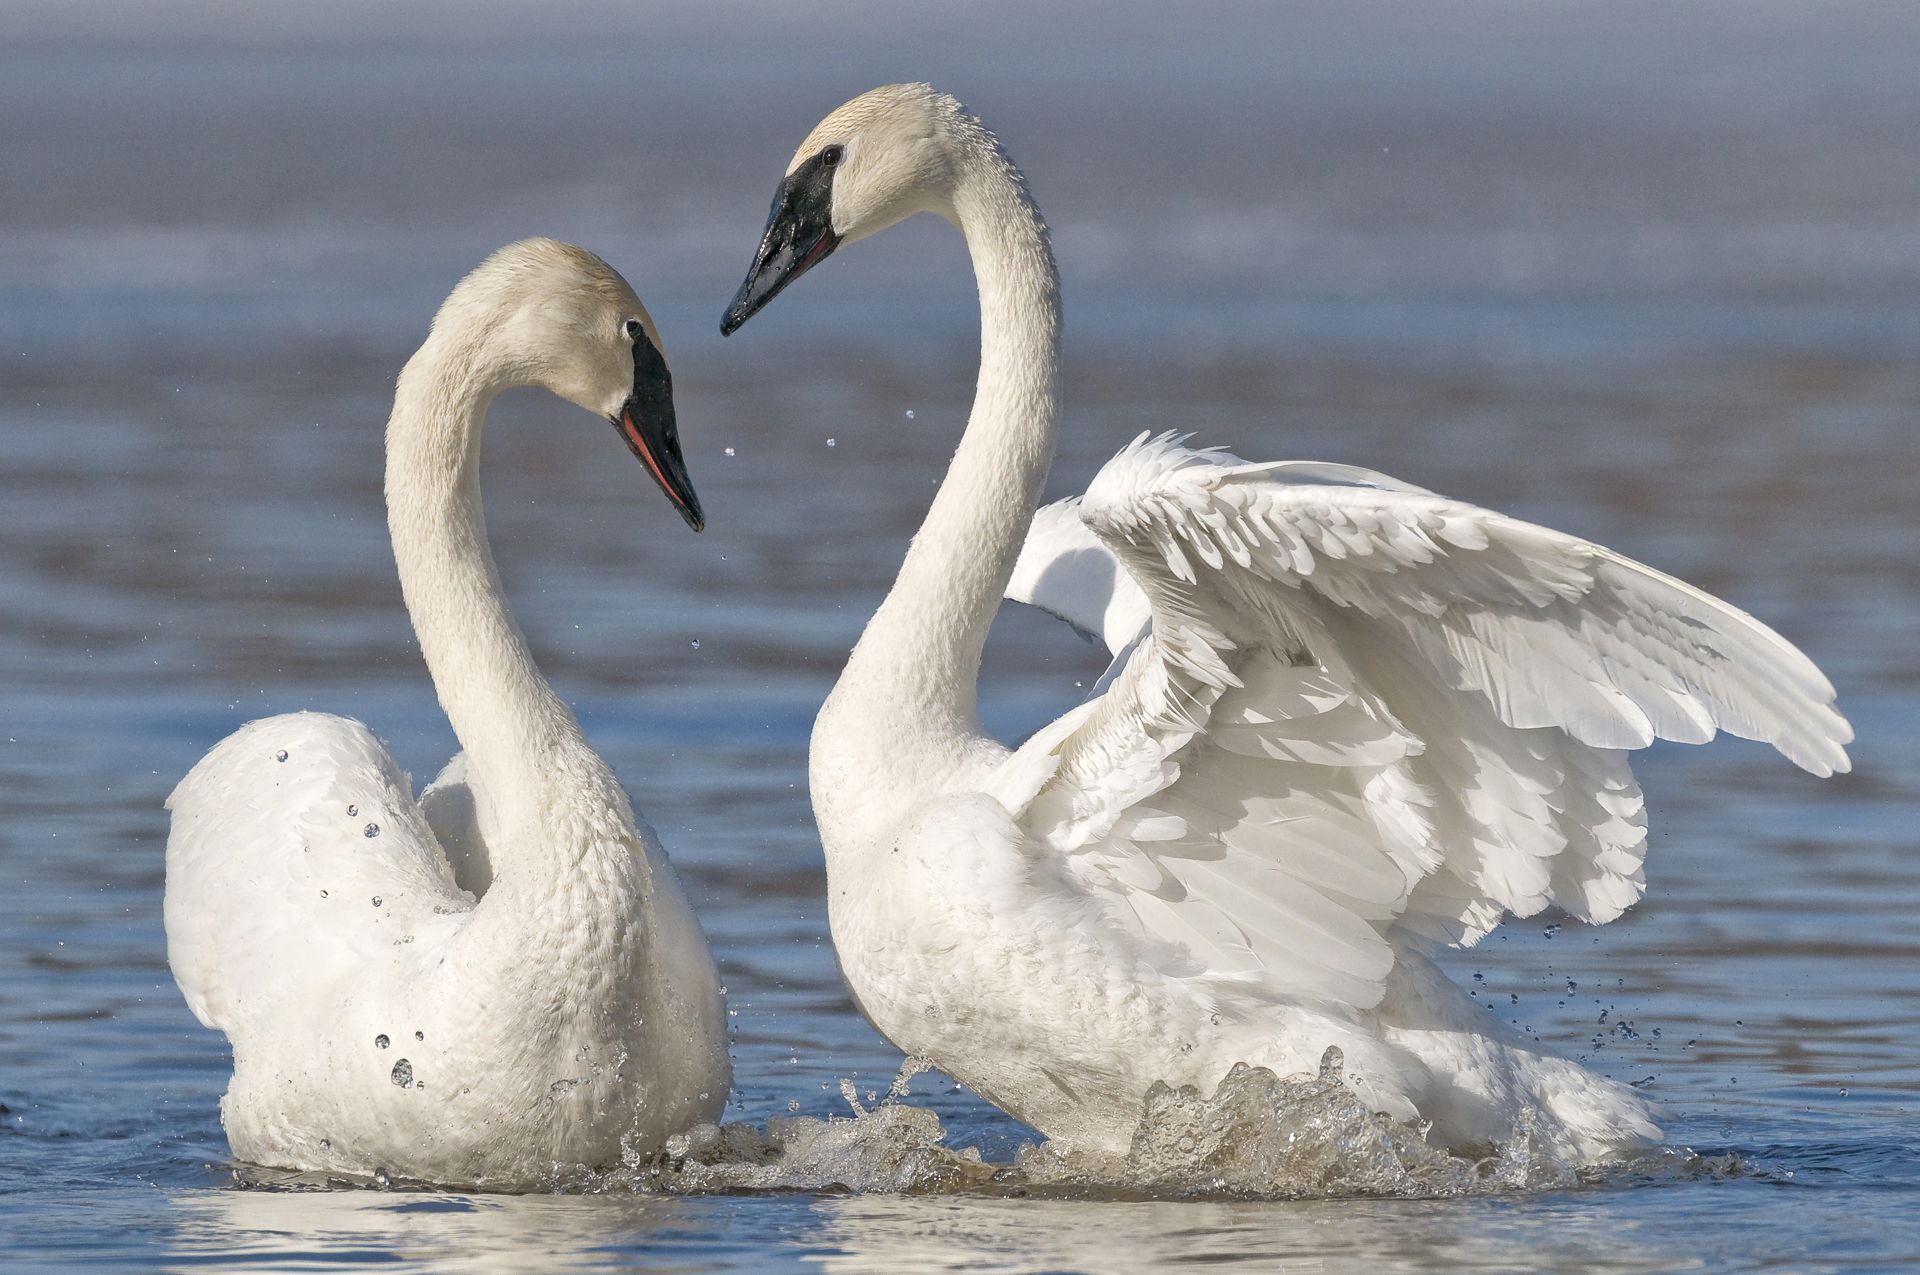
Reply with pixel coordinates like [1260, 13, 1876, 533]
[720, 84, 1852, 1163]
[166, 240, 728, 1187]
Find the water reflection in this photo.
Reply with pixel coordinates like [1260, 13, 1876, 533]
[810, 1192, 1649, 1274]
[164, 1187, 819, 1275]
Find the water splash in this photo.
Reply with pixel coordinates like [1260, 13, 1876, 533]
[629, 1049, 1632, 1199]
[622, 1056, 993, 1194]
[643, 1105, 994, 1195]
[1013, 1048, 1508, 1198]
[223, 1052, 1735, 1199]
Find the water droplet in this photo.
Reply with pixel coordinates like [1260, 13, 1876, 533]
[275, 750, 288, 762]
[347, 804, 358, 817]
[319, 890, 328, 898]
[826, 438, 836, 447]
[391, 1058, 413, 1088]
[364, 823, 380, 838]
[1510, 993, 1519, 1004]
[1472, 972, 1484, 982]
[1840, 1087, 1849, 1097]
[787, 1099, 799, 1111]
[372, 896, 382, 907]
[905, 410, 915, 419]
[320, 1138, 330, 1150]
[373, 1168, 390, 1188]
[549, 1078, 580, 1097]
[690, 640, 700, 649]
[375, 1034, 389, 1049]
[723, 446, 736, 457]
[1543, 924, 1561, 938]
[414, 1031, 423, 1041]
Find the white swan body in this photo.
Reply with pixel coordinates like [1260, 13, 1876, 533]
[166, 240, 728, 1187]
[721, 85, 1854, 1165]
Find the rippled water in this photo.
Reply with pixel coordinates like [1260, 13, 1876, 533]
[4, 3, 1920, 1270]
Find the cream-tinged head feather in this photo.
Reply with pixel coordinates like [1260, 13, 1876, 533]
[786, 83, 985, 244]
[421, 237, 668, 421]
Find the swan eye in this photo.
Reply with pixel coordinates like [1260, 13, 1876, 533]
[624, 319, 643, 341]
[821, 144, 845, 168]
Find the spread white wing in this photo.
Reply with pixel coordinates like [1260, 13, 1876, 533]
[994, 432, 1851, 1011]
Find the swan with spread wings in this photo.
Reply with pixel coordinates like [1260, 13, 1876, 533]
[720, 84, 1851, 1163]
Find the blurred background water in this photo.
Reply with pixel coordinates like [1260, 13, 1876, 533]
[3, 0, 1919, 1269]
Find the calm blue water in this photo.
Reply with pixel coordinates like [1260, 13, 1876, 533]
[4, 3, 1919, 1270]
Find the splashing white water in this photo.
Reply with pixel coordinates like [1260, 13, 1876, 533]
[1015, 1048, 1577, 1198]
[228, 1051, 1728, 1199]
[619, 1049, 1593, 1199]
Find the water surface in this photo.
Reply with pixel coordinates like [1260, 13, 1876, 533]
[3, 3, 1918, 1270]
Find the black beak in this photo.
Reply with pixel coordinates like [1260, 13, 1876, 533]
[612, 331, 704, 532]
[720, 149, 841, 336]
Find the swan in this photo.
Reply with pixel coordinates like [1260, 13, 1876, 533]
[165, 239, 729, 1188]
[718, 84, 1853, 1165]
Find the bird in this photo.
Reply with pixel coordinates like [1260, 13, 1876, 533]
[165, 239, 729, 1188]
[717, 84, 1852, 1166]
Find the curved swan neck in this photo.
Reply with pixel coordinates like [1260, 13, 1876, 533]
[385, 328, 604, 848]
[818, 115, 1061, 799]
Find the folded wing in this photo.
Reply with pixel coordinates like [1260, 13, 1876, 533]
[165, 712, 471, 1033]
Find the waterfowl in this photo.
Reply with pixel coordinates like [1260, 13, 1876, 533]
[166, 239, 728, 1187]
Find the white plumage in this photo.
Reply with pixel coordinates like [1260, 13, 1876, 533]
[724, 85, 1852, 1166]
[165, 239, 727, 1188]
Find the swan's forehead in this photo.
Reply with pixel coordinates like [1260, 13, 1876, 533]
[787, 83, 940, 174]
[538, 244, 663, 350]
[553, 247, 643, 316]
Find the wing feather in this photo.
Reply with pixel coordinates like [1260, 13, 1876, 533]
[164, 712, 469, 1033]
[991, 432, 1849, 1006]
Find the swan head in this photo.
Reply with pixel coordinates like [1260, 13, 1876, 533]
[721, 83, 971, 334]
[439, 239, 704, 530]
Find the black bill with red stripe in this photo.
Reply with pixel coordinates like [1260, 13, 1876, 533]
[613, 330, 703, 531]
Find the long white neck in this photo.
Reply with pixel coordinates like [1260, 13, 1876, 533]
[385, 331, 614, 877]
[812, 123, 1062, 847]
